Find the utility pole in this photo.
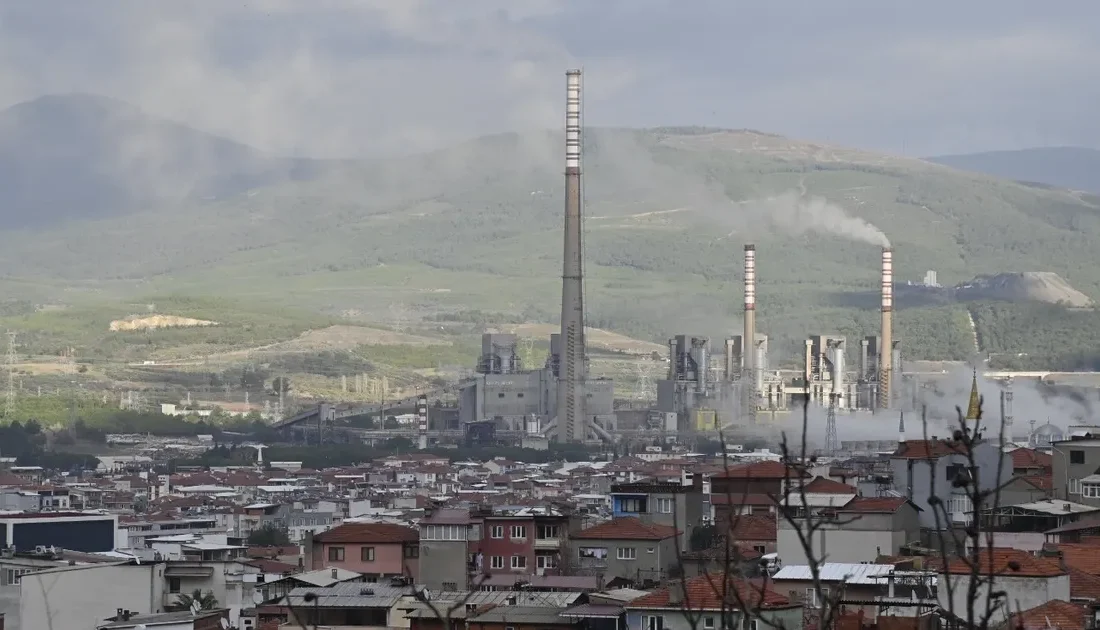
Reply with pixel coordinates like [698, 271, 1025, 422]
[6, 331, 16, 417]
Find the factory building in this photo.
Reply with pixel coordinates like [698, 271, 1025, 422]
[457, 333, 616, 442]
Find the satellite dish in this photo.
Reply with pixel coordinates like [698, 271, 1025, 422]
[252, 591, 265, 605]
[220, 619, 230, 630]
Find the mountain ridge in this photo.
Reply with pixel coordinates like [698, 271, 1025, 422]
[0, 92, 333, 229]
[927, 146, 1100, 194]
[3, 94, 1100, 365]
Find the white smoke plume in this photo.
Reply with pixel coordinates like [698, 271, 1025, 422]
[740, 191, 891, 248]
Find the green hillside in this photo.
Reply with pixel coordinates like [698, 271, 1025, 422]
[2, 114, 1099, 367]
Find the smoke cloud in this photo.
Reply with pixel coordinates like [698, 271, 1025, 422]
[740, 191, 891, 248]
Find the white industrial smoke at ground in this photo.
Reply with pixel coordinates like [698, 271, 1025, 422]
[759, 365, 1098, 452]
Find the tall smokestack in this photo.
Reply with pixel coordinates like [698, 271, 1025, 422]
[879, 247, 893, 409]
[743, 245, 756, 419]
[416, 395, 428, 450]
[557, 69, 586, 442]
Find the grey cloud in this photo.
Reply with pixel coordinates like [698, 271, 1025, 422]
[0, 0, 1097, 157]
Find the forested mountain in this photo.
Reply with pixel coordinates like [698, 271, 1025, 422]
[3, 96, 1100, 365]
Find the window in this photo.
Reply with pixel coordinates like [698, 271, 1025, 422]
[511, 555, 527, 569]
[537, 554, 558, 569]
[617, 547, 637, 560]
[498, 393, 505, 398]
[656, 497, 674, 514]
[510, 525, 527, 539]
[422, 525, 467, 541]
[443, 582, 457, 591]
[168, 577, 181, 593]
[537, 524, 559, 539]
[491, 555, 505, 569]
[643, 615, 664, 630]
[1085, 483, 1100, 499]
[328, 546, 345, 561]
[517, 392, 524, 398]
[753, 544, 767, 555]
[1070, 478, 1083, 495]
[491, 525, 504, 539]
[404, 545, 420, 559]
[618, 497, 643, 513]
[703, 617, 715, 629]
[945, 463, 964, 483]
[579, 547, 608, 560]
[361, 547, 375, 562]
[1071, 450, 1086, 464]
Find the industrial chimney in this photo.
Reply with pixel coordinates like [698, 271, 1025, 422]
[878, 247, 893, 409]
[743, 245, 757, 419]
[416, 395, 429, 450]
[556, 69, 587, 442]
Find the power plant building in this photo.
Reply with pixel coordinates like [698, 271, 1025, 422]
[457, 332, 616, 441]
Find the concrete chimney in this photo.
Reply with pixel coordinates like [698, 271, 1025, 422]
[879, 247, 893, 409]
[743, 245, 757, 419]
[416, 394, 428, 450]
[556, 69, 587, 442]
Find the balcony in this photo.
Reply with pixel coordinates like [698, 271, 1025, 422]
[534, 538, 561, 550]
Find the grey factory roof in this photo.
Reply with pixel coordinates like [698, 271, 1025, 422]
[473, 606, 578, 625]
[476, 574, 599, 590]
[772, 563, 936, 585]
[402, 589, 584, 617]
[286, 582, 417, 608]
[289, 567, 363, 587]
[98, 609, 226, 628]
[560, 604, 626, 619]
[427, 590, 581, 607]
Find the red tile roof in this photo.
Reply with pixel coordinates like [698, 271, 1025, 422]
[1020, 474, 1053, 491]
[714, 461, 808, 480]
[1010, 600, 1087, 630]
[572, 517, 678, 541]
[942, 548, 1064, 578]
[1069, 567, 1100, 601]
[728, 514, 777, 542]
[628, 573, 791, 610]
[1011, 447, 1053, 471]
[839, 497, 911, 513]
[892, 439, 967, 459]
[1054, 544, 1100, 575]
[313, 522, 418, 544]
[803, 476, 858, 494]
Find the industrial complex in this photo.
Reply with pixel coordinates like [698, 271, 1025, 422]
[272, 69, 995, 450]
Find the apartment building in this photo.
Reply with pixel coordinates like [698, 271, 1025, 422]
[609, 478, 707, 549]
[306, 522, 420, 580]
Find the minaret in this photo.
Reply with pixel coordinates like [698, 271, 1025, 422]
[898, 411, 906, 444]
[965, 368, 981, 420]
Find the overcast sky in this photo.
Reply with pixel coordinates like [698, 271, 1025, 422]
[1, 0, 1097, 158]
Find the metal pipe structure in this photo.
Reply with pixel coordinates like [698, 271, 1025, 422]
[743, 244, 757, 420]
[557, 69, 587, 441]
[879, 247, 894, 409]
